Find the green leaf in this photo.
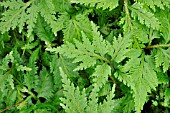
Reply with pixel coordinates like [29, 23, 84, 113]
[38, 0, 58, 36]
[35, 15, 55, 44]
[26, 3, 39, 37]
[155, 48, 170, 72]
[107, 34, 132, 63]
[34, 67, 53, 99]
[16, 65, 32, 72]
[164, 88, 170, 106]
[98, 85, 116, 113]
[120, 55, 158, 113]
[92, 63, 111, 90]
[71, 0, 119, 11]
[62, 14, 93, 42]
[0, 1, 32, 33]
[52, 22, 108, 71]
[130, 3, 160, 30]
[59, 67, 87, 113]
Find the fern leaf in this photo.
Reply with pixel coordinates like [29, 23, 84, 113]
[34, 67, 53, 99]
[71, 0, 119, 11]
[63, 14, 93, 42]
[53, 13, 93, 42]
[0, 51, 14, 70]
[55, 12, 70, 32]
[16, 65, 32, 72]
[92, 63, 111, 90]
[132, 21, 149, 43]
[155, 48, 170, 72]
[135, 0, 170, 10]
[0, 0, 24, 10]
[52, 22, 109, 71]
[120, 55, 158, 113]
[98, 85, 116, 113]
[26, 3, 38, 37]
[59, 67, 87, 113]
[0, 1, 32, 33]
[35, 15, 55, 44]
[117, 94, 135, 113]
[24, 47, 40, 90]
[155, 9, 170, 43]
[21, 40, 40, 50]
[50, 55, 79, 88]
[107, 34, 132, 63]
[164, 88, 170, 107]
[38, 0, 58, 36]
[129, 3, 160, 30]
[91, 23, 107, 57]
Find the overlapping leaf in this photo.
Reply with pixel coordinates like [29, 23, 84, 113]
[155, 48, 170, 72]
[130, 3, 160, 30]
[71, 0, 119, 10]
[119, 55, 158, 113]
[49, 22, 107, 71]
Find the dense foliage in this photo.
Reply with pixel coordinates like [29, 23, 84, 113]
[0, 0, 170, 113]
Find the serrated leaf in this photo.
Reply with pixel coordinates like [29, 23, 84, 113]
[34, 67, 53, 99]
[71, 0, 119, 11]
[38, 0, 58, 36]
[54, 22, 109, 71]
[107, 34, 132, 63]
[0, 1, 32, 33]
[26, 3, 38, 37]
[92, 63, 111, 90]
[120, 55, 158, 113]
[164, 88, 170, 106]
[98, 85, 116, 113]
[155, 48, 170, 72]
[16, 65, 32, 72]
[63, 14, 93, 42]
[130, 3, 160, 30]
[35, 15, 55, 44]
[59, 67, 87, 113]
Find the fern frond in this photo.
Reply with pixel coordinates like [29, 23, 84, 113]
[120, 55, 158, 113]
[24, 47, 40, 90]
[107, 34, 132, 63]
[155, 48, 170, 72]
[55, 12, 69, 32]
[164, 88, 170, 107]
[37, 0, 58, 36]
[98, 85, 116, 113]
[0, 0, 58, 36]
[0, 0, 32, 33]
[155, 9, 170, 43]
[92, 63, 111, 90]
[129, 3, 160, 30]
[60, 67, 117, 113]
[63, 14, 93, 42]
[35, 15, 55, 44]
[50, 55, 79, 89]
[0, 0, 24, 10]
[59, 67, 87, 113]
[135, 0, 170, 10]
[34, 67, 53, 99]
[26, 3, 38, 37]
[71, 0, 119, 11]
[49, 22, 109, 71]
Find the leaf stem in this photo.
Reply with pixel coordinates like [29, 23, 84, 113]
[0, 100, 24, 113]
[146, 44, 170, 49]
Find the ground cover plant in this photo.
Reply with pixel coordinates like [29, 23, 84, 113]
[0, 0, 170, 113]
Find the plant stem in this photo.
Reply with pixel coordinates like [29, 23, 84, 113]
[146, 44, 170, 49]
[0, 100, 24, 113]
